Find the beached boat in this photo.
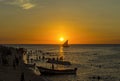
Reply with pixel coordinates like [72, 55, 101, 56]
[37, 66, 77, 75]
[63, 40, 69, 47]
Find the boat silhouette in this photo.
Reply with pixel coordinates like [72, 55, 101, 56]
[37, 66, 77, 75]
[63, 40, 69, 47]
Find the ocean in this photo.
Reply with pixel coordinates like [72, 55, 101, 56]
[4, 44, 120, 81]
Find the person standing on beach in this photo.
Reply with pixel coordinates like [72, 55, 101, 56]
[52, 64, 54, 70]
[15, 56, 19, 66]
[0, 56, 1, 65]
[34, 63, 36, 69]
[20, 72, 25, 81]
[13, 59, 16, 69]
[42, 55, 45, 60]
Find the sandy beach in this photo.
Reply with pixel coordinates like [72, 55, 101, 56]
[0, 45, 51, 81]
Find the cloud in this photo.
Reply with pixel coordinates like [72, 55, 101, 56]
[6, 0, 35, 10]
[21, 3, 35, 9]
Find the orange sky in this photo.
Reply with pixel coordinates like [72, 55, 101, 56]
[0, 0, 120, 44]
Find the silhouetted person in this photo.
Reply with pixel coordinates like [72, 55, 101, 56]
[42, 56, 45, 60]
[97, 76, 100, 81]
[56, 57, 59, 61]
[52, 58, 55, 61]
[20, 72, 25, 81]
[33, 63, 36, 69]
[30, 58, 33, 63]
[13, 59, 16, 69]
[52, 64, 54, 70]
[39, 56, 41, 60]
[15, 57, 19, 66]
[0, 56, 1, 65]
[59, 56, 63, 60]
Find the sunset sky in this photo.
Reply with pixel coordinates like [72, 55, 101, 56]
[0, 0, 120, 44]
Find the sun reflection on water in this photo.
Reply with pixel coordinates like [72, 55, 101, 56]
[59, 46, 64, 60]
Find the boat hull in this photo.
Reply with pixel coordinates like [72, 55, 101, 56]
[37, 66, 77, 75]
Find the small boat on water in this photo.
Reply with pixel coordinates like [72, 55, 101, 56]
[63, 40, 69, 47]
[37, 66, 77, 75]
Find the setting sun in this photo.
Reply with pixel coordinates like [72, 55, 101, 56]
[60, 37, 64, 42]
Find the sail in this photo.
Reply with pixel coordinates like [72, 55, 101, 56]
[63, 40, 69, 47]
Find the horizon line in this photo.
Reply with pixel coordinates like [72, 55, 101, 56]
[1, 43, 120, 45]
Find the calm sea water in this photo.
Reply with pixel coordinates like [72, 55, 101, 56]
[5, 44, 120, 81]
